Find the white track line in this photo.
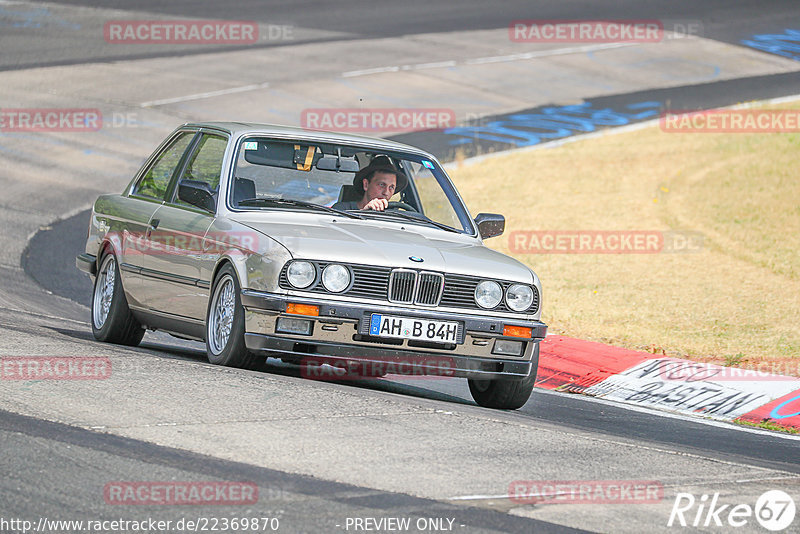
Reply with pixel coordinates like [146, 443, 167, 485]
[464, 42, 634, 65]
[140, 82, 270, 108]
[0, 306, 88, 326]
[448, 474, 800, 502]
[341, 42, 636, 78]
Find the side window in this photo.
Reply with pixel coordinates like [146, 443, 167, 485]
[132, 132, 194, 200]
[174, 134, 227, 207]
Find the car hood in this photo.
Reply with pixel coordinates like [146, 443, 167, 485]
[232, 215, 534, 284]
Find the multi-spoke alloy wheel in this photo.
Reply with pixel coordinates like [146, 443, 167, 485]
[93, 255, 116, 329]
[205, 264, 259, 369]
[208, 275, 235, 355]
[90, 250, 145, 346]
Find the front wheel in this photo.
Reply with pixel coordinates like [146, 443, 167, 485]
[468, 346, 539, 410]
[206, 264, 260, 369]
[91, 252, 145, 346]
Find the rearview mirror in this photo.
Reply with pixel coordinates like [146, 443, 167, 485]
[178, 179, 216, 212]
[317, 155, 360, 172]
[474, 213, 505, 239]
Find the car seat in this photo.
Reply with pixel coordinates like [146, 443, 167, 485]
[232, 177, 256, 206]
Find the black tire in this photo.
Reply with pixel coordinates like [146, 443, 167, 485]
[205, 263, 260, 369]
[91, 251, 145, 346]
[468, 345, 539, 410]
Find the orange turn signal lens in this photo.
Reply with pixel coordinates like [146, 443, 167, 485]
[503, 325, 532, 338]
[286, 303, 319, 316]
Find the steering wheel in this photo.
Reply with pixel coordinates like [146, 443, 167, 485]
[386, 201, 417, 212]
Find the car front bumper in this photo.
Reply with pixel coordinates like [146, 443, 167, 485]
[241, 290, 547, 380]
[76, 253, 97, 276]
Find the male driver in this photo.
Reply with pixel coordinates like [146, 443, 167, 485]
[332, 156, 407, 211]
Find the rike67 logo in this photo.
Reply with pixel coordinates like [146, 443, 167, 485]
[668, 490, 796, 531]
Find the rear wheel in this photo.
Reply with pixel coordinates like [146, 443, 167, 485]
[468, 346, 538, 410]
[206, 264, 260, 369]
[91, 252, 145, 346]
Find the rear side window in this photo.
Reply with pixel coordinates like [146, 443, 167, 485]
[132, 132, 194, 200]
[181, 134, 227, 188]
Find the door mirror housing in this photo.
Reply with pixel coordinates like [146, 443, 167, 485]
[178, 179, 216, 212]
[474, 213, 505, 239]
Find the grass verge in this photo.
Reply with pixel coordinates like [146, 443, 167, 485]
[734, 418, 799, 435]
[449, 100, 800, 373]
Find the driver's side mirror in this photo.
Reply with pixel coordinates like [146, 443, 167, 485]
[178, 179, 216, 212]
[474, 213, 505, 239]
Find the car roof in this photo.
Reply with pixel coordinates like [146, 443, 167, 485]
[182, 121, 434, 158]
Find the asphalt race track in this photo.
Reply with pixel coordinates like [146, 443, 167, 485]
[5, 0, 800, 70]
[2, 2, 800, 533]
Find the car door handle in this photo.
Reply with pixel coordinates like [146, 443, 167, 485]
[146, 218, 160, 238]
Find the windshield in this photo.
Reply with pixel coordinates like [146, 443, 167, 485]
[229, 137, 473, 233]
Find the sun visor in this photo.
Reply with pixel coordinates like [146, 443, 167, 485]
[243, 140, 320, 171]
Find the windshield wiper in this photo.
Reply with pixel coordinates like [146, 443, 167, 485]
[363, 209, 461, 233]
[236, 198, 363, 219]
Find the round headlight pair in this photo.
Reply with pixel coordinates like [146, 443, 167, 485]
[475, 280, 503, 309]
[321, 264, 350, 292]
[286, 261, 350, 293]
[474, 280, 534, 311]
[506, 284, 534, 312]
[286, 261, 315, 288]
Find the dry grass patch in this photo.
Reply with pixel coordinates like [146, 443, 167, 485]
[449, 101, 800, 372]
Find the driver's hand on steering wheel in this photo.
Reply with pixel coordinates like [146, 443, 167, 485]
[363, 198, 388, 211]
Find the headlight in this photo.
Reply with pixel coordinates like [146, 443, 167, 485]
[506, 284, 533, 311]
[322, 264, 350, 292]
[475, 280, 502, 309]
[286, 261, 315, 288]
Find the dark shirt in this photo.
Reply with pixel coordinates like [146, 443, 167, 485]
[331, 200, 360, 210]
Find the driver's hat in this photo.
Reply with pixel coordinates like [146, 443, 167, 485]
[352, 155, 408, 195]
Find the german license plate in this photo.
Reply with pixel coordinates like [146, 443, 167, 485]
[369, 314, 459, 343]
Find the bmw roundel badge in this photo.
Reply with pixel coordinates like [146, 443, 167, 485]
[409, 256, 424, 262]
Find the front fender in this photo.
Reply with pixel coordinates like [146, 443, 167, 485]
[94, 215, 124, 265]
[202, 218, 292, 293]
